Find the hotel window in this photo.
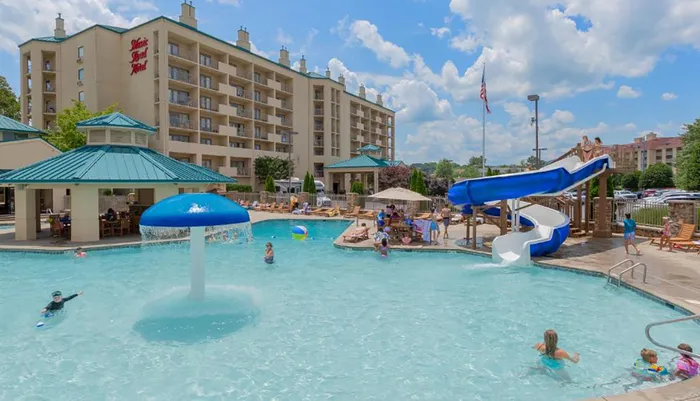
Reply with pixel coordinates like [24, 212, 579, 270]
[78, 91, 85, 102]
[254, 90, 261, 101]
[254, 108, 261, 120]
[200, 96, 211, 110]
[199, 74, 212, 89]
[230, 142, 243, 148]
[176, 157, 191, 163]
[78, 68, 84, 81]
[200, 117, 212, 131]
[200, 137, 212, 145]
[168, 89, 189, 105]
[199, 53, 212, 67]
[202, 160, 212, 169]
[168, 43, 179, 56]
[254, 126, 261, 137]
[78, 46, 84, 58]
[168, 66, 189, 81]
[235, 86, 244, 97]
[253, 72, 261, 82]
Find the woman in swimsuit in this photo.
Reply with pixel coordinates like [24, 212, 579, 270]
[534, 329, 580, 370]
[264, 242, 274, 264]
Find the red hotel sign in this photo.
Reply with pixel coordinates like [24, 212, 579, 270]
[129, 37, 149, 75]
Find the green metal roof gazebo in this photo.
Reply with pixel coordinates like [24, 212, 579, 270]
[76, 112, 157, 133]
[0, 115, 46, 135]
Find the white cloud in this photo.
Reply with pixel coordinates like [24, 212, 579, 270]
[430, 27, 451, 38]
[347, 20, 412, 68]
[617, 85, 642, 98]
[0, 0, 155, 53]
[623, 123, 637, 130]
[214, 0, 241, 5]
[449, 34, 479, 52]
[249, 41, 273, 59]
[661, 92, 677, 100]
[275, 28, 293, 46]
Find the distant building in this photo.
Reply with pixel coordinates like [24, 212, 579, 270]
[603, 132, 683, 173]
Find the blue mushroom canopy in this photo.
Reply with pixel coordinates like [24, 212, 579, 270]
[140, 193, 250, 228]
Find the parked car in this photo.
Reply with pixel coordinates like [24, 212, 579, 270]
[643, 189, 658, 197]
[614, 190, 637, 200]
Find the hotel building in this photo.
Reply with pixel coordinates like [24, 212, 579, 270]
[17, 2, 395, 191]
[604, 132, 684, 173]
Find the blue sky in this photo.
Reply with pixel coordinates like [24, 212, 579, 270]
[1, 0, 699, 165]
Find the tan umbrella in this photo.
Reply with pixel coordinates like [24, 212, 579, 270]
[369, 187, 431, 202]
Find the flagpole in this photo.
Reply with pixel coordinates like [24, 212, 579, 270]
[481, 62, 486, 177]
[481, 99, 486, 177]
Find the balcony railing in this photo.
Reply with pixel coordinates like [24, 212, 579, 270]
[280, 100, 293, 110]
[253, 95, 268, 104]
[44, 85, 55, 93]
[169, 118, 198, 130]
[254, 132, 269, 140]
[314, 110, 323, 116]
[253, 75, 268, 85]
[280, 117, 292, 127]
[236, 129, 248, 138]
[169, 98, 198, 108]
[314, 125, 323, 131]
[234, 168, 249, 176]
[314, 141, 324, 147]
[200, 125, 218, 133]
[200, 59, 219, 70]
[44, 107, 56, 113]
[43, 64, 54, 72]
[314, 93, 323, 100]
[280, 83, 293, 93]
[168, 49, 196, 62]
[200, 81, 219, 91]
[235, 90, 251, 99]
[169, 73, 197, 85]
[254, 114, 268, 122]
[236, 70, 252, 80]
[200, 103, 219, 112]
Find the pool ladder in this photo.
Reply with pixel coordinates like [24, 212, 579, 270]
[646, 315, 700, 358]
[607, 259, 647, 287]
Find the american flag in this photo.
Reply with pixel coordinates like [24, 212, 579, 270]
[480, 64, 491, 114]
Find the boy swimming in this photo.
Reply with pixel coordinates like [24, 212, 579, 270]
[41, 290, 84, 314]
[633, 348, 669, 380]
[264, 242, 274, 264]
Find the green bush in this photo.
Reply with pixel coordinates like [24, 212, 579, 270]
[639, 163, 674, 189]
[264, 175, 275, 193]
[302, 172, 317, 194]
[226, 184, 252, 192]
[350, 181, 364, 194]
[621, 171, 641, 191]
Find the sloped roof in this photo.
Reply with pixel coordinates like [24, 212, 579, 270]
[0, 145, 235, 184]
[358, 144, 381, 152]
[76, 112, 156, 133]
[0, 116, 45, 134]
[326, 155, 392, 169]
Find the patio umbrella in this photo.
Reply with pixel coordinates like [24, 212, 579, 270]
[368, 187, 431, 202]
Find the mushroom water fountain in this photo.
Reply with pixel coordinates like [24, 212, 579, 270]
[139, 193, 252, 300]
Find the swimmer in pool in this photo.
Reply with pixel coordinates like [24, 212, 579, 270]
[377, 238, 389, 257]
[41, 290, 84, 314]
[534, 329, 580, 367]
[74, 247, 86, 257]
[264, 242, 274, 264]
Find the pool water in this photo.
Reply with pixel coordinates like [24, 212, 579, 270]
[1, 219, 698, 401]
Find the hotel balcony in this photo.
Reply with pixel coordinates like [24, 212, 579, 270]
[164, 96, 198, 110]
[168, 72, 197, 86]
[254, 131, 272, 141]
[314, 124, 324, 132]
[254, 113, 268, 123]
[279, 83, 293, 94]
[268, 80, 281, 91]
[253, 94, 268, 106]
[199, 58, 220, 74]
[314, 93, 324, 101]
[314, 140, 324, 147]
[351, 121, 364, 130]
[220, 125, 250, 138]
[314, 109, 324, 116]
[169, 118, 198, 132]
[200, 81, 219, 94]
[253, 74, 269, 86]
[267, 115, 282, 125]
[219, 166, 249, 177]
[376, 139, 383, 146]
[280, 99, 293, 111]
[268, 97, 281, 108]
[279, 116, 293, 128]
[168, 48, 197, 64]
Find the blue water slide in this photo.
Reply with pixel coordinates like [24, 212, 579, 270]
[449, 155, 612, 262]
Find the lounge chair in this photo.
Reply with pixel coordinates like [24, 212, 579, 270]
[317, 205, 340, 217]
[357, 210, 376, 220]
[261, 202, 277, 212]
[344, 206, 361, 218]
[650, 223, 695, 245]
[312, 207, 332, 216]
[343, 227, 370, 243]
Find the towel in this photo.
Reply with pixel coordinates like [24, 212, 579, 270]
[414, 220, 431, 242]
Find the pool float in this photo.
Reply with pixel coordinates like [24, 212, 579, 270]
[35, 311, 65, 329]
[291, 225, 308, 240]
[632, 359, 669, 380]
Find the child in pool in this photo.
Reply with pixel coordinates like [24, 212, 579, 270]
[674, 343, 699, 380]
[377, 238, 389, 257]
[264, 242, 274, 264]
[74, 247, 86, 257]
[633, 348, 669, 380]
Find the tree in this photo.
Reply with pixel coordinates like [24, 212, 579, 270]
[350, 181, 364, 194]
[46, 100, 118, 151]
[414, 170, 427, 195]
[434, 158, 455, 181]
[468, 156, 485, 167]
[427, 177, 451, 196]
[639, 163, 675, 189]
[378, 165, 411, 190]
[264, 175, 275, 192]
[486, 167, 494, 176]
[0, 76, 20, 120]
[590, 175, 615, 198]
[302, 172, 315, 193]
[676, 119, 700, 191]
[253, 156, 294, 182]
[521, 155, 539, 169]
[411, 162, 437, 176]
[456, 165, 480, 179]
[621, 171, 641, 191]
[409, 168, 419, 191]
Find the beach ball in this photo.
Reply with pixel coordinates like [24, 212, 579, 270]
[291, 225, 308, 240]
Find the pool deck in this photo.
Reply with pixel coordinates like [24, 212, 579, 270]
[1, 211, 699, 399]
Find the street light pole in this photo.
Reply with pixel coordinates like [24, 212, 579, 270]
[527, 94, 540, 168]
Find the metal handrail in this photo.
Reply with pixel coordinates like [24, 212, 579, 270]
[645, 315, 700, 358]
[616, 262, 647, 287]
[607, 259, 634, 283]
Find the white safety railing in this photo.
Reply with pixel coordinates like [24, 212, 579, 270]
[645, 315, 700, 358]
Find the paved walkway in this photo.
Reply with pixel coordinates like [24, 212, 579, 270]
[1, 211, 699, 399]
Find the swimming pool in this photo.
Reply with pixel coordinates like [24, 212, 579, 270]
[0, 219, 698, 400]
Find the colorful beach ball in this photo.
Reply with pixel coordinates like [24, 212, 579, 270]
[291, 225, 308, 240]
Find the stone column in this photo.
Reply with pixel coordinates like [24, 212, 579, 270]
[373, 170, 380, 194]
[14, 186, 37, 241]
[70, 186, 99, 242]
[52, 188, 66, 213]
[668, 200, 697, 231]
[154, 185, 179, 204]
[593, 172, 612, 238]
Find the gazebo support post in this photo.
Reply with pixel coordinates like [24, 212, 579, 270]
[70, 185, 100, 242]
[14, 186, 37, 240]
[189, 226, 206, 301]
